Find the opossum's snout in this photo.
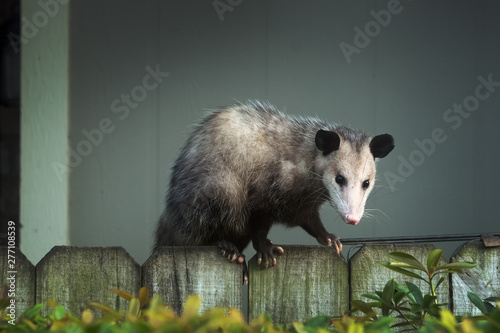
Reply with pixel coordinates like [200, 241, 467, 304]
[344, 214, 360, 225]
[325, 177, 367, 227]
[342, 202, 364, 225]
[325, 174, 370, 227]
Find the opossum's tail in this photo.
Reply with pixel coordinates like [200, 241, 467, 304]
[153, 209, 189, 251]
[153, 210, 170, 252]
[153, 201, 205, 252]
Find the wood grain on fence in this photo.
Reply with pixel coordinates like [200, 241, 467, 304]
[451, 241, 500, 315]
[0, 247, 35, 314]
[142, 246, 243, 314]
[36, 247, 140, 317]
[248, 245, 348, 323]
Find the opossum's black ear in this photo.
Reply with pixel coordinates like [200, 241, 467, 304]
[315, 130, 341, 156]
[370, 134, 395, 158]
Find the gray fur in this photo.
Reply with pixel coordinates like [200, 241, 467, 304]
[154, 101, 393, 254]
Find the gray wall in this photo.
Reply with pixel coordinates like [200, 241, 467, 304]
[22, 0, 500, 264]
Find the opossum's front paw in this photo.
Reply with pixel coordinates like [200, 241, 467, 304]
[317, 234, 343, 254]
[254, 239, 284, 269]
[217, 240, 246, 264]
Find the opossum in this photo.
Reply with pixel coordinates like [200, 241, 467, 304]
[154, 101, 394, 270]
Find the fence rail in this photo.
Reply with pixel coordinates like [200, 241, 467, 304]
[1, 241, 499, 323]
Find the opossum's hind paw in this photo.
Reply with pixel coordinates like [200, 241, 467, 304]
[217, 240, 246, 264]
[216, 240, 249, 284]
[255, 240, 284, 269]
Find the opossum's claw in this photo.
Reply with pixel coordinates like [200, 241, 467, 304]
[216, 241, 248, 283]
[317, 234, 343, 254]
[329, 235, 343, 254]
[243, 261, 249, 285]
[256, 241, 284, 269]
[217, 240, 245, 264]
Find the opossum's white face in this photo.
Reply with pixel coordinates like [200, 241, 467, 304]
[315, 130, 394, 225]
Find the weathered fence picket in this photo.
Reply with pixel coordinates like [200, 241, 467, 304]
[142, 246, 243, 314]
[1, 241, 499, 324]
[350, 244, 450, 306]
[248, 246, 348, 323]
[0, 248, 35, 314]
[451, 241, 500, 315]
[36, 247, 141, 316]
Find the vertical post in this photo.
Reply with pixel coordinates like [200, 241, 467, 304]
[248, 245, 348, 323]
[350, 244, 450, 312]
[20, 0, 71, 264]
[36, 247, 140, 317]
[451, 241, 500, 315]
[0, 247, 35, 315]
[142, 246, 243, 315]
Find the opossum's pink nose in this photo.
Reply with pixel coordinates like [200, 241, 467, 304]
[345, 214, 360, 225]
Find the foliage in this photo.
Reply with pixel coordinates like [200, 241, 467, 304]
[0, 286, 334, 333]
[1, 249, 499, 332]
[349, 249, 500, 331]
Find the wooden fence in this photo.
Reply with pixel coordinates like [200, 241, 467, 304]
[1, 241, 499, 324]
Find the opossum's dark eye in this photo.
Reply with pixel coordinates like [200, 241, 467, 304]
[335, 175, 346, 186]
[362, 180, 370, 190]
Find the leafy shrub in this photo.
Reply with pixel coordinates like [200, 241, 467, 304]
[349, 249, 500, 332]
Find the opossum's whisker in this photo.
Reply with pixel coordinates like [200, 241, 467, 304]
[364, 208, 394, 225]
[362, 210, 374, 220]
[298, 186, 328, 210]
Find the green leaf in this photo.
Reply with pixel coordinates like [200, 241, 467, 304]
[484, 296, 500, 302]
[394, 290, 407, 305]
[423, 295, 437, 309]
[427, 249, 444, 272]
[182, 294, 201, 319]
[0, 298, 13, 312]
[350, 300, 377, 317]
[434, 276, 445, 291]
[360, 293, 383, 302]
[291, 322, 309, 333]
[111, 288, 133, 301]
[484, 302, 495, 314]
[381, 280, 396, 316]
[365, 317, 394, 330]
[138, 286, 150, 307]
[304, 315, 332, 329]
[391, 320, 419, 329]
[467, 291, 489, 314]
[434, 262, 476, 271]
[54, 305, 67, 320]
[406, 282, 424, 307]
[388, 252, 427, 271]
[21, 303, 44, 319]
[89, 302, 123, 320]
[127, 297, 141, 320]
[410, 303, 424, 314]
[379, 261, 426, 281]
[435, 269, 464, 275]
